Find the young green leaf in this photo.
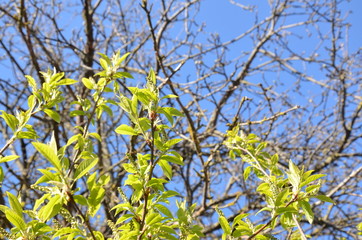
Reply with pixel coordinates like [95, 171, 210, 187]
[43, 109, 61, 123]
[219, 215, 232, 235]
[32, 142, 62, 171]
[155, 204, 173, 218]
[5, 209, 26, 231]
[160, 154, 184, 165]
[301, 174, 326, 187]
[99, 58, 109, 71]
[6, 192, 23, 220]
[97, 52, 112, 65]
[158, 160, 172, 179]
[116, 52, 130, 66]
[57, 78, 78, 85]
[299, 200, 314, 224]
[74, 158, 98, 180]
[38, 195, 62, 221]
[312, 195, 335, 204]
[113, 72, 134, 79]
[0, 111, 19, 132]
[115, 124, 138, 135]
[25, 75, 37, 89]
[0, 155, 19, 164]
[82, 77, 95, 89]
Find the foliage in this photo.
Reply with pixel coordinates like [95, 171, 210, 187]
[0, 0, 361, 239]
[0, 52, 334, 239]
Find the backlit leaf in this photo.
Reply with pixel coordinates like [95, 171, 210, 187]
[115, 124, 138, 135]
[74, 158, 98, 180]
[32, 142, 61, 171]
[44, 109, 61, 123]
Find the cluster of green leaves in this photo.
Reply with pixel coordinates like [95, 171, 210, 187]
[219, 126, 335, 240]
[111, 68, 202, 240]
[0, 52, 202, 240]
[0, 51, 337, 240]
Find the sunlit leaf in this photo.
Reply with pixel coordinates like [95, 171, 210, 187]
[44, 109, 61, 123]
[115, 124, 138, 135]
[0, 155, 19, 164]
[299, 200, 314, 224]
[312, 195, 335, 204]
[5, 209, 26, 231]
[74, 157, 98, 180]
[7, 192, 23, 218]
[39, 195, 62, 221]
[32, 142, 61, 171]
[57, 78, 78, 85]
[0, 110, 18, 132]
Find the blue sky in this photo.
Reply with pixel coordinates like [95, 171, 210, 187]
[200, 0, 361, 53]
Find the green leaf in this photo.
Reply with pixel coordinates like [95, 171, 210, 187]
[7, 192, 23, 218]
[305, 185, 320, 194]
[160, 107, 184, 117]
[43, 109, 61, 123]
[17, 131, 38, 139]
[299, 200, 314, 224]
[161, 94, 179, 100]
[26, 75, 37, 89]
[164, 138, 183, 148]
[115, 124, 138, 135]
[232, 213, 249, 228]
[275, 189, 290, 207]
[28, 95, 36, 109]
[0, 110, 19, 132]
[82, 77, 95, 89]
[116, 214, 134, 225]
[118, 94, 132, 113]
[97, 52, 112, 65]
[73, 195, 88, 206]
[99, 58, 109, 70]
[146, 212, 162, 225]
[113, 72, 134, 79]
[161, 190, 179, 199]
[312, 195, 335, 204]
[289, 160, 300, 177]
[50, 72, 65, 84]
[158, 107, 184, 125]
[39, 195, 62, 221]
[116, 52, 130, 66]
[147, 178, 167, 191]
[57, 78, 78, 85]
[32, 142, 61, 171]
[74, 157, 98, 180]
[256, 182, 273, 197]
[243, 166, 252, 181]
[255, 207, 272, 215]
[160, 154, 183, 165]
[275, 206, 299, 215]
[122, 163, 137, 173]
[0, 166, 4, 183]
[301, 174, 326, 187]
[99, 104, 113, 117]
[35, 169, 58, 185]
[155, 204, 173, 218]
[5, 209, 26, 231]
[128, 88, 156, 105]
[147, 68, 157, 85]
[159, 160, 172, 179]
[88, 132, 102, 142]
[219, 215, 232, 235]
[70, 110, 86, 117]
[280, 212, 295, 229]
[0, 155, 19, 164]
[53, 227, 83, 238]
